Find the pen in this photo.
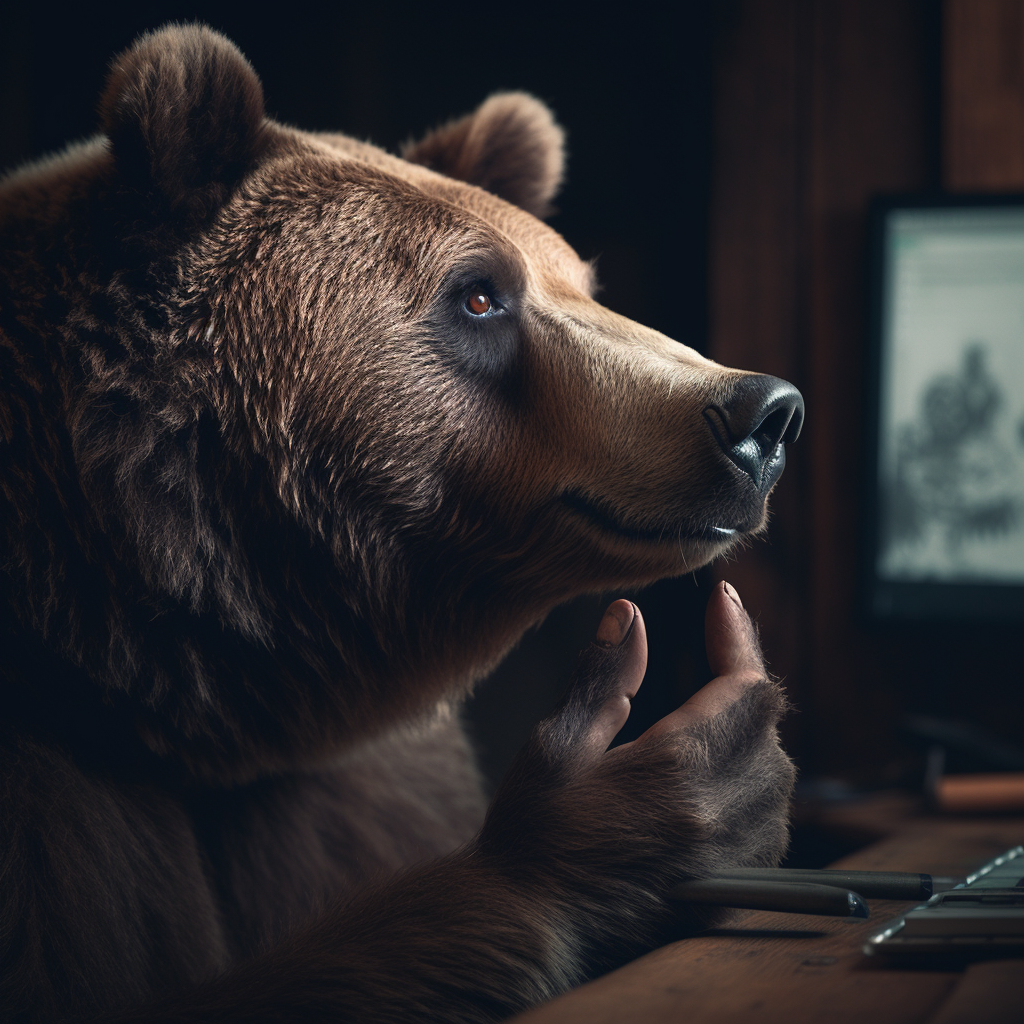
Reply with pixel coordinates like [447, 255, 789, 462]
[668, 879, 869, 918]
[708, 868, 963, 901]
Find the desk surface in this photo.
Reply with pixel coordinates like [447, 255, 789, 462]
[510, 802, 1023, 1024]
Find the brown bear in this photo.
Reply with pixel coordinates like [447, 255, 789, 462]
[0, 24, 803, 1024]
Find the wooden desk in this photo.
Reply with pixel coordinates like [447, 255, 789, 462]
[511, 805, 1023, 1024]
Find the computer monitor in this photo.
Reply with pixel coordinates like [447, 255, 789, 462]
[865, 196, 1024, 620]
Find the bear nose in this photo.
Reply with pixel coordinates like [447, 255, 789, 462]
[703, 375, 804, 492]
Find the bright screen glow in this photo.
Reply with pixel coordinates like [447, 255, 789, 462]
[877, 208, 1024, 585]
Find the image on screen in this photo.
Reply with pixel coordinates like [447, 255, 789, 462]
[876, 207, 1024, 587]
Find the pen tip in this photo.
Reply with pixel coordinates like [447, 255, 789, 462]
[848, 892, 870, 919]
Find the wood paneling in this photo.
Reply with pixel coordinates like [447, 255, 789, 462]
[709, 1, 940, 776]
[802, 4, 938, 774]
[945, 0, 1024, 190]
[708, 1, 810, 758]
[710, 0, 1024, 785]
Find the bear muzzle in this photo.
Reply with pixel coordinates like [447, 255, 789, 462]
[551, 371, 804, 551]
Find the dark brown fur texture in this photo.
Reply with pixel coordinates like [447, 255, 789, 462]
[0, 25, 795, 1024]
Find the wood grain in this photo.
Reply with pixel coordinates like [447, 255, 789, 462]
[945, 0, 1024, 190]
[708, 0, 940, 778]
[926, 960, 1024, 1024]
[708, 0, 810, 758]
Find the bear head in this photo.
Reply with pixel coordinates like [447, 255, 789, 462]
[0, 25, 802, 781]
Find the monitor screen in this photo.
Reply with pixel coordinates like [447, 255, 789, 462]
[866, 198, 1024, 619]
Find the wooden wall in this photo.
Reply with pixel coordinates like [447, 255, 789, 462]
[709, 0, 1021, 780]
[946, 0, 1024, 190]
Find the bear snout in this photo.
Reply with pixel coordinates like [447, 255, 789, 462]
[703, 375, 804, 494]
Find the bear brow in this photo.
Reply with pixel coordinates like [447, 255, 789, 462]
[427, 226, 528, 293]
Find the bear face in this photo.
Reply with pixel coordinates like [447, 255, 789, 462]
[0, 26, 800, 784]
[0, 26, 802, 1023]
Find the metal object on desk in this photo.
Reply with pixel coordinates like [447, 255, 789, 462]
[865, 845, 1024, 959]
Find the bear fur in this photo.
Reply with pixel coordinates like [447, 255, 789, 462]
[0, 24, 798, 1024]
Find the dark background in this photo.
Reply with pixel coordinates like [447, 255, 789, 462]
[3, 2, 1020, 823]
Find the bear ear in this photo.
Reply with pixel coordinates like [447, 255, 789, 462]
[99, 24, 266, 225]
[402, 93, 565, 218]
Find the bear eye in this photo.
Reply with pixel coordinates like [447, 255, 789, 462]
[465, 291, 493, 316]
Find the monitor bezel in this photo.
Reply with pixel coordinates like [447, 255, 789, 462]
[863, 193, 1024, 622]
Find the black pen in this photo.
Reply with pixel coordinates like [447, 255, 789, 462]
[708, 868, 963, 901]
[668, 878, 869, 919]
